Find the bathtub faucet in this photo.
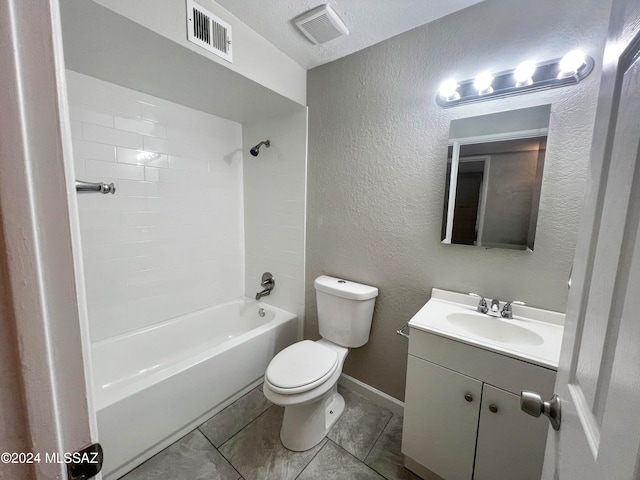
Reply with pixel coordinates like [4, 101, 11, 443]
[256, 272, 275, 300]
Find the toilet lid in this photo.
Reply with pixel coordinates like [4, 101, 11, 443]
[266, 340, 339, 391]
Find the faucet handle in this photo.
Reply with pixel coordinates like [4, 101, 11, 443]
[469, 293, 489, 314]
[501, 300, 526, 319]
[261, 272, 275, 287]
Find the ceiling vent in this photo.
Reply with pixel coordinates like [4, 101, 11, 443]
[186, 0, 232, 62]
[295, 5, 349, 45]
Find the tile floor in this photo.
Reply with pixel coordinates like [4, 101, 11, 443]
[121, 384, 421, 480]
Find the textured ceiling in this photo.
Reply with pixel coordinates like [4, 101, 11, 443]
[214, 0, 486, 70]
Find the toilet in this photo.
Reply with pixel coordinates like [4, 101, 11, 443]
[263, 275, 378, 451]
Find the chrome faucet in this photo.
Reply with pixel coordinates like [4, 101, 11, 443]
[255, 272, 275, 300]
[469, 293, 525, 319]
[469, 293, 488, 314]
[489, 298, 501, 317]
[501, 300, 526, 319]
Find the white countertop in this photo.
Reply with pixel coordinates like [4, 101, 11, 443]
[408, 289, 564, 369]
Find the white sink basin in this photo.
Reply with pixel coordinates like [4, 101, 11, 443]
[408, 289, 564, 368]
[446, 312, 544, 346]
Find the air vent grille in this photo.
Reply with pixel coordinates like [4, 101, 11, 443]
[295, 5, 349, 45]
[186, 0, 232, 62]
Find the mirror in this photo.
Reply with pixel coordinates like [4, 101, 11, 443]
[441, 106, 551, 251]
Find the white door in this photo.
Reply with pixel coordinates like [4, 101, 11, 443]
[541, 2, 640, 478]
[0, 0, 99, 478]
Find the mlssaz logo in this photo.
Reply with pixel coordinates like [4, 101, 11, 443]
[46, 452, 101, 464]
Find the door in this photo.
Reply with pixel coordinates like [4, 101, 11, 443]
[0, 0, 99, 478]
[542, 2, 640, 478]
[403, 356, 482, 480]
[452, 171, 483, 245]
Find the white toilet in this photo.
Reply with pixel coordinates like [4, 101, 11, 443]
[263, 275, 378, 451]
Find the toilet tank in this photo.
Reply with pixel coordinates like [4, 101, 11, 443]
[314, 275, 378, 348]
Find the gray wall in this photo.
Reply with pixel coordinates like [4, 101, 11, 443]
[306, 0, 612, 400]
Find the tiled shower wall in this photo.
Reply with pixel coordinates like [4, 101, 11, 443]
[68, 71, 245, 342]
[243, 109, 308, 321]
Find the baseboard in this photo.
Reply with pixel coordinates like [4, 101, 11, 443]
[338, 373, 404, 416]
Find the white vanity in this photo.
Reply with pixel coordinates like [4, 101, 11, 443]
[401, 289, 564, 480]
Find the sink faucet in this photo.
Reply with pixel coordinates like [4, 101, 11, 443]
[468, 293, 488, 314]
[501, 300, 526, 319]
[490, 298, 501, 315]
[255, 272, 275, 300]
[470, 293, 525, 319]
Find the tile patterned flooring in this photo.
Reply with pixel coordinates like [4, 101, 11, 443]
[121, 384, 421, 480]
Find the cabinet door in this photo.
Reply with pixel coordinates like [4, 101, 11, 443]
[402, 355, 482, 480]
[474, 384, 548, 480]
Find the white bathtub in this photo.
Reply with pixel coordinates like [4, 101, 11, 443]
[92, 298, 297, 479]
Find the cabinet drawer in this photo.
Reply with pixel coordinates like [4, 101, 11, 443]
[408, 327, 556, 396]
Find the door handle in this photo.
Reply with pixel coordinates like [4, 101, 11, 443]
[520, 391, 561, 431]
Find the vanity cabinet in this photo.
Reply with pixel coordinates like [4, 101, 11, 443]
[402, 328, 556, 480]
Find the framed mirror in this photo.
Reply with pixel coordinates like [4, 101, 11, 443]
[441, 106, 551, 251]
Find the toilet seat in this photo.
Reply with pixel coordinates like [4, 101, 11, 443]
[266, 340, 339, 394]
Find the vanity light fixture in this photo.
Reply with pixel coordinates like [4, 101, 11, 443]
[439, 79, 460, 101]
[558, 50, 587, 78]
[436, 50, 594, 107]
[473, 71, 494, 95]
[514, 61, 536, 87]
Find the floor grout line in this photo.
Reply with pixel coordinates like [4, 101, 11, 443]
[362, 411, 395, 464]
[326, 439, 387, 478]
[293, 438, 329, 480]
[196, 429, 243, 480]
[217, 403, 277, 454]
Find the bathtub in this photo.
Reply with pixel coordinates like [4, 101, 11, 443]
[91, 298, 297, 479]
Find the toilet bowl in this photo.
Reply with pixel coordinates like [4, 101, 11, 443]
[263, 275, 378, 451]
[263, 339, 348, 451]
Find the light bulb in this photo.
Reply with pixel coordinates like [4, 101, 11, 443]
[559, 50, 586, 77]
[439, 79, 460, 101]
[474, 71, 494, 94]
[514, 61, 536, 87]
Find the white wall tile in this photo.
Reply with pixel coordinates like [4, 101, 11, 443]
[70, 120, 83, 140]
[116, 147, 169, 168]
[169, 155, 209, 172]
[243, 108, 308, 317]
[73, 139, 116, 162]
[114, 116, 166, 138]
[69, 72, 244, 342]
[83, 123, 144, 150]
[69, 105, 114, 127]
[85, 159, 145, 181]
[143, 136, 211, 160]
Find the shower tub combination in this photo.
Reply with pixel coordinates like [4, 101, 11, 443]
[91, 298, 297, 479]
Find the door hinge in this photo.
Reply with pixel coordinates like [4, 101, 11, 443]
[66, 443, 103, 480]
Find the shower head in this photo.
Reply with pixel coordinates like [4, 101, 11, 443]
[250, 140, 270, 157]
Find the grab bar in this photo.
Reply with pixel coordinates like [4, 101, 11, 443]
[396, 323, 410, 340]
[75, 180, 116, 194]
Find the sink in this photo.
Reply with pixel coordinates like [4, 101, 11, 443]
[407, 288, 565, 368]
[446, 312, 544, 346]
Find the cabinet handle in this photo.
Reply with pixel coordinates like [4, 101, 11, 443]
[464, 393, 473, 402]
[489, 404, 498, 413]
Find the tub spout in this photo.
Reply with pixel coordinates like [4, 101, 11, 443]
[256, 288, 271, 300]
[255, 272, 275, 300]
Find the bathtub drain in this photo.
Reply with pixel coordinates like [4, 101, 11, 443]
[258, 308, 266, 317]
